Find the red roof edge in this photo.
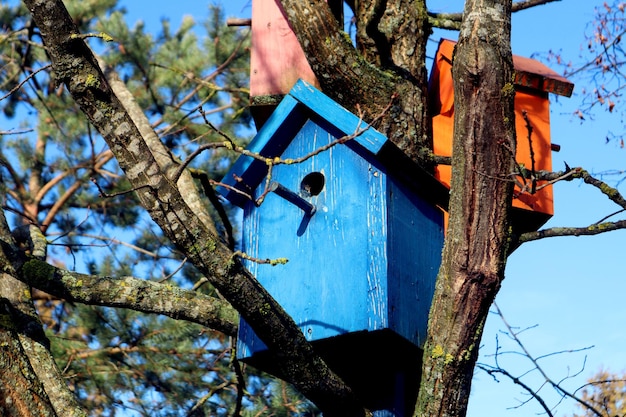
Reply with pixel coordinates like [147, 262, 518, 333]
[512, 54, 574, 97]
[436, 39, 574, 97]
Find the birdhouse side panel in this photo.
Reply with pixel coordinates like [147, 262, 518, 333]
[430, 38, 562, 230]
[237, 121, 388, 359]
[432, 91, 554, 216]
[386, 180, 443, 348]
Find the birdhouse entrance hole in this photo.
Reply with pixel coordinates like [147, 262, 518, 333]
[300, 172, 324, 197]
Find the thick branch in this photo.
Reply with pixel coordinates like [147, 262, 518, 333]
[0, 302, 57, 417]
[0, 213, 87, 417]
[15, 258, 239, 337]
[98, 58, 220, 238]
[279, 0, 433, 166]
[23, 0, 364, 414]
[279, 0, 395, 109]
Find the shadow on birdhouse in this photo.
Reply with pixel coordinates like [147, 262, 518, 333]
[219, 80, 447, 415]
[429, 39, 574, 233]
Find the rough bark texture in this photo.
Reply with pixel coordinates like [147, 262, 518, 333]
[0, 214, 87, 416]
[22, 0, 365, 414]
[16, 259, 239, 337]
[415, 1, 515, 416]
[0, 279, 57, 417]
[280, 0, 434, 167]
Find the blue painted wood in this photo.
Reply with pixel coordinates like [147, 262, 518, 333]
[289, 80, 389, 155]
[241, 121, 373, 348]
[217, 80, 392, 208]
[236, 120, 442, 353]
[219, 81, 444, 415]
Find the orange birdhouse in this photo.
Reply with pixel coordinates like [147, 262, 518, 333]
[429, 39, 574, 233]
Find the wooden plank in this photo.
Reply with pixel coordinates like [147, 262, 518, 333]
[238, 121, 375, 355]
[386, 179, 443, 347]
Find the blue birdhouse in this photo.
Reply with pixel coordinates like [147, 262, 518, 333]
[219, 80, 445, 414]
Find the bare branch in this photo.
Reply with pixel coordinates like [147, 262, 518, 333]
[0, 64, 52, 102]
[579, 169, 626, 209]
[477, 363, 555, 417]
[519, 219, 626, 243]
[428, 0, 561, 30]
[517, 168, 626, 244]
[511, 0, 562, 13]
[480, 303, 606, 417]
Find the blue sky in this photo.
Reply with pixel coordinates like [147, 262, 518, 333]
[124, 1, 626, 416]
[36, 0, 626, 415]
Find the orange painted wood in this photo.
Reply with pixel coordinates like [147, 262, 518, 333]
[429, 39, 573, 229]
[250, 0, 320, 98]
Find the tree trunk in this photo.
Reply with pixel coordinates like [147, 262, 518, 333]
[415, 1, 515, 416]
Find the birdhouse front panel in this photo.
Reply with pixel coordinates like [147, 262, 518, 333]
[241, 120, 379, 347]
[429, 39, 574, 232]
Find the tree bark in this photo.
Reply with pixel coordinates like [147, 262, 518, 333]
[0, 275, 57, 417]
[280, 0, 434, 167]
[15, 259, 239, 337]
[415, 1, 515, 416]
[0, 213, 87, 416]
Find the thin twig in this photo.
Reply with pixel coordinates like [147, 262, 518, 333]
[230, 342, 245, 417]
[172, 92, 398, 209]
[521, 110, 537, 194]
[90, 177, 151, 198]
[477, 363, 555, 417]
[491, 303, 605, 417]
[0, 64, 52, 102]
[233, 250, 288, 266]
